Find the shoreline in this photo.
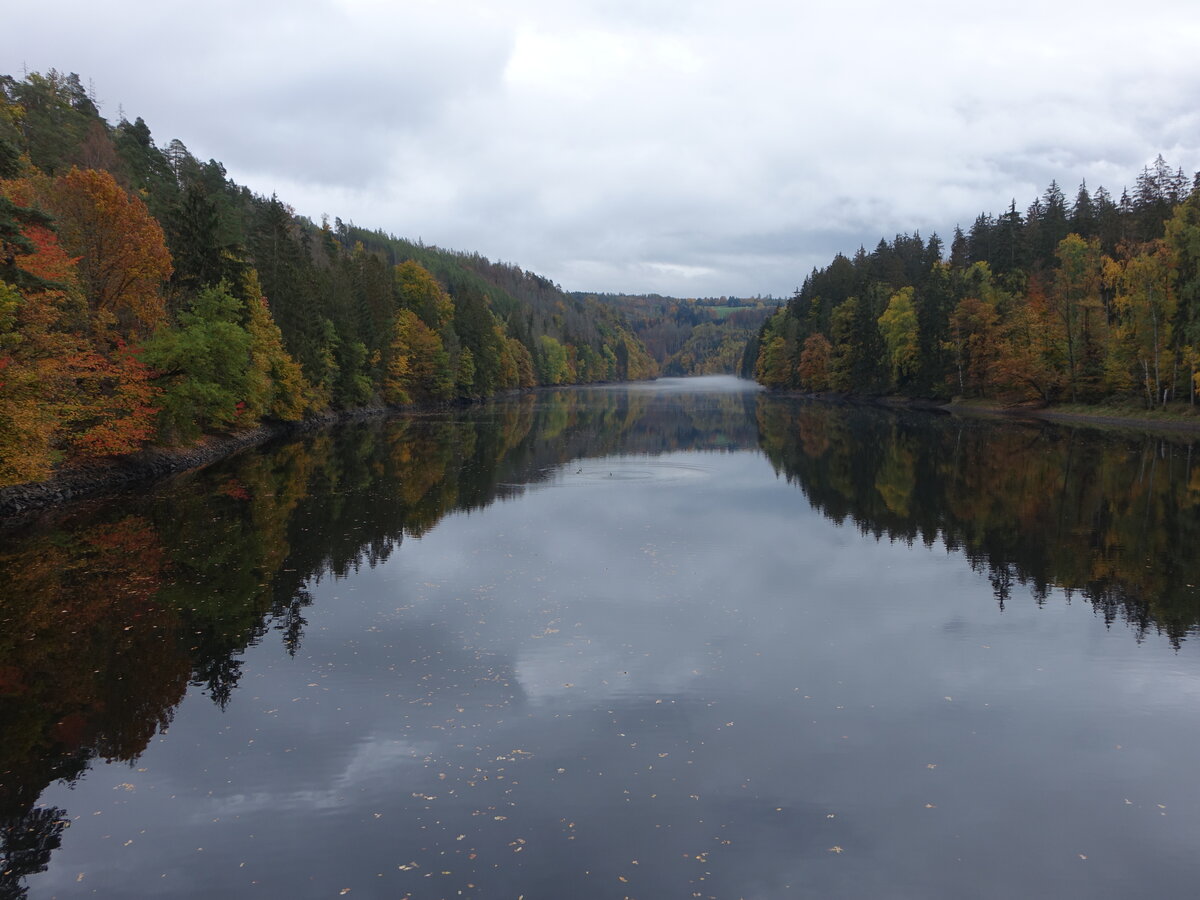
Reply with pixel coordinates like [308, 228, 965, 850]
[0, 406, 388, 525]
[0, 387, 536, 525]
[940, 400, 1200, 435]
[6, 386, 1200, 526]
[777, 390, 1200, 435]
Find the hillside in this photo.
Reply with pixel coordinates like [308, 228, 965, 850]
[576, 292, 778, 375]
[0, 69, 656, 488]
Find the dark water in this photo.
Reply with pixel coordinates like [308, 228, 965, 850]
[4, 375, 1200, 899]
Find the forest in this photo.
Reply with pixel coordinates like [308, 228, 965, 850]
[0, 70, 656, 489]
[576, 292, 778, 376]
[746, 156, 1200, 413]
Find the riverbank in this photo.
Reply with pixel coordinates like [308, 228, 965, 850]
[0, 406, 389, 523]
[773, 389, 1200, 437]
[943, 398, 1200, 435]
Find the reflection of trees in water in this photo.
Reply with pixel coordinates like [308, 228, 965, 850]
[0, 386, 762, 894]
[5, 385, 1194, 892]
[0, 806, 68, 900]
[755, 395, 1200, 643]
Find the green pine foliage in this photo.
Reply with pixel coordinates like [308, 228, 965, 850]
[0, 69, 662, 487]
[749, 156, 1200, 411]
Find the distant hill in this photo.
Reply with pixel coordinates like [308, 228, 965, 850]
[575, 292, 779, 375]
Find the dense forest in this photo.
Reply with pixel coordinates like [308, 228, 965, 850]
[746, 157, 1200, 413]
[575, 292, 778, 375]
[0, 70, 656, 489]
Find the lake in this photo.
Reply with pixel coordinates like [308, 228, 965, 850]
[3, 375, 1200, 898]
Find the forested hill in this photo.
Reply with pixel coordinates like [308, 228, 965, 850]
[576, 292, 779, 375]
[747, 157, 1200, 412]
[0, 69, 656, 489]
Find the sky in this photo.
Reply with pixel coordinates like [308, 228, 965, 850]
[6, 0, 1200, 298]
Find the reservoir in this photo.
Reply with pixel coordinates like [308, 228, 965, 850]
[3, 375, 1200, 898]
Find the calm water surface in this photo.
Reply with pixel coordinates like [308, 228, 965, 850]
[3, 376, 1200, 898]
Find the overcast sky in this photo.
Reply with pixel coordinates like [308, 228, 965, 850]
[7, 0, 1200, 297]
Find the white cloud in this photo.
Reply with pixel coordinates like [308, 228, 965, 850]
[5, 0, 1200, 296]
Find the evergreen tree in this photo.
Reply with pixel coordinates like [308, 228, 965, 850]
[1071, 180, 1096, 237]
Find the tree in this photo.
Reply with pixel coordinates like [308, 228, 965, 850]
[240, 269, 310, 421]
[1051, 234, 1104, 401]
[0, 214, 159, 483]
[535, 334, 570, 385]
[2, 70, 93, 175]
[142, 284, 255, 441]
[993, 275, 1066, 403]
[877, 287, 920, 388]
[1165, 193, 1200, 403]
[395, 260, 453, 330]
[169, 181, 224, 292]
[797, 333, 833, 391]
[948, 296, 1000, 397]
[44, 167, 172, 341]
[455, 346, 477, 399]
[1071, 180, 1096, 237]
[385, 308, 451, 404]
[1104, 240, 1176, 407]
[0, 192, 57, 291]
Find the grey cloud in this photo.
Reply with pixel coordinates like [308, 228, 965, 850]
[6, 1, 1200, 296]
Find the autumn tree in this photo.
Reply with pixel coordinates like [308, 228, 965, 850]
[797, 333, 833, 391]
[395, 260, 453, 331]
[1164, 191, 1200, 403]
[384, 308, 452, 405]
[948, 296, 1000, 397]
[0, 191, 159, 483]
[43, 167, 172, 341]
[536, 334, 571, 385]
[240, 270, 311, 421]
[1104, 240, 1177, 407]
[1050, 234, 1105, 401]
[992, 275, 1066, 403]
[877, 287, 920, 389]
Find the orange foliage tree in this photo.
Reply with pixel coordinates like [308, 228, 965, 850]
[43, 167, 172, 341]
[0, 174, 162, 485]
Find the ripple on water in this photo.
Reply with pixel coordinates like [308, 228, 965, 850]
[550, 459, 714, 486]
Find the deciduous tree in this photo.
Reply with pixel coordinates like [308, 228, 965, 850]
[45, 167, 172, 341]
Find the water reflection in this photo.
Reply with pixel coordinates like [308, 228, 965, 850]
[1, 377, 1199, 898]
[756, 398, 1200, 642]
